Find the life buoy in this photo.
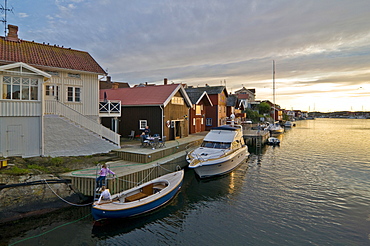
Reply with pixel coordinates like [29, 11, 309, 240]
[166, 120, 171, 128]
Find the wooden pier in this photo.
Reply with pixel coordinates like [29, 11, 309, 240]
[62, 127, 270, 197]
[243, 129, 270, 147]
[61, 134, 204, 196]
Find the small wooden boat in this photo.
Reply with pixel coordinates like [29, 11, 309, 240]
[91, 170, 184, 221]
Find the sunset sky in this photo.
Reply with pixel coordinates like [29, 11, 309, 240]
[4, 0, 370, 112]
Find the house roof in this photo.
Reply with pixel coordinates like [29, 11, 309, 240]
[227, 94, 238, 107]
[194, 85, 228, 96]
[185, 88, 213, 106]
[100, 84, 192, 107]
[0, 36, 106, 74]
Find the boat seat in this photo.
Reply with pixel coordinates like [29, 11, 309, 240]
[142, 183, 154, 195]
[125, 192, 147, 202]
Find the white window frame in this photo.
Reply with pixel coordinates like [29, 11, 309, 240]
[67, 86, 81, 102]
[139, 120, 147, 130]
[2, 75, 39, 101]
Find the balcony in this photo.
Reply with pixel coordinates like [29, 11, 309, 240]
[99, 100, 121, 117]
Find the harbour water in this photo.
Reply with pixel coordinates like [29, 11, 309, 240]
[4, 118, 370, 246]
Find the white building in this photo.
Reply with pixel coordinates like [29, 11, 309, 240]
[0, 25, 120, 157]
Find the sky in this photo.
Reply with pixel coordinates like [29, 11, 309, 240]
[3, 0, 370, 112]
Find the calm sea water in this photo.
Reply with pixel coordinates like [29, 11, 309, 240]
[5, 118, 370, 246]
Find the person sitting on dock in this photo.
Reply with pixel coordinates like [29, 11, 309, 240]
[97, 186, 112, 204]
[96, 164, 115, 189]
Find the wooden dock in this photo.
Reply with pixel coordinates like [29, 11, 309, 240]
[243, 129, 270, 147]
[62, 127, 270, 197]
[61, 133, 205, 196]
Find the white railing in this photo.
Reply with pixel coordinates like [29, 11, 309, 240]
[45, 100, 120, 146]
[99, 100, 121, 116]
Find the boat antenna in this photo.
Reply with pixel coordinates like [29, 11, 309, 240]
[273, 60, 276, 122]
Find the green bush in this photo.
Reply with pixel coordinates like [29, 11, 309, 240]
[0, 166, 30, 175]
[27, 164, 49, 173]
[50, 157, 63, 166]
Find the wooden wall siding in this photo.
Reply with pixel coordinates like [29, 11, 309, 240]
[70, 157, 188, 196]
[119, 106, 162, 137]
[163, 100, 189, 140]
[47, 71, 99, 117]
[0, 101, 41, 116]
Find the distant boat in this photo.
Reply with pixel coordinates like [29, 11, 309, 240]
[91, 169, 184, 221]
[267, 122, 284, 134]
[268, 60, 284, 135]
[186, 124, 249, 178]
[267, 137, 280, 146]
[284, 121, 293, 128]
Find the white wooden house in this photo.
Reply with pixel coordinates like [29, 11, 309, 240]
[0, 25, 120, 157]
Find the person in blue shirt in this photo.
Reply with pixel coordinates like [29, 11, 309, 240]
[143, 125, 151, 135]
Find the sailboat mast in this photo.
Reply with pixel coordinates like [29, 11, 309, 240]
[273, 60, 276, 122]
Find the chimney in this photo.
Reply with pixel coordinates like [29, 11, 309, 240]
[112, 82, 119, 89]
[107, 76, 111, 83]
[6, 25, 19, 42]
[164, 78, 168, 85]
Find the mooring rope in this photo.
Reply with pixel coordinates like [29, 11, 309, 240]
[43, 179, 93, 207]
[8, 213, 91, 246]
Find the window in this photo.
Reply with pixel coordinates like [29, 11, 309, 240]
[68, 73, 81, 78]
[2, 75, 39, 100]
[139, 120, 147, 130]
[67, 86, 81, 102]
[206, 118, 212, 126]
[171, 96, 184, 105]
[195, 105, 202, 115]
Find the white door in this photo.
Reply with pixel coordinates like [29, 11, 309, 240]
[45, 84, 60, 100]
[7, 125, 23, 156]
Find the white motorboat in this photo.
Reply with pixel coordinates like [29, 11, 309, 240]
[267, 137, 280, 146]
[186, 125, 249, 178]
[267, 122, 284, 134]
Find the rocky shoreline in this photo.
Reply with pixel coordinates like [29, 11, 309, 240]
[0, 154, 118, 224]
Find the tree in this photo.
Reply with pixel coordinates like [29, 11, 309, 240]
[258, 102, 271, 115]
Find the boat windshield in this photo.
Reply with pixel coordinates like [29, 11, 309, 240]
[201, 141, 231, 149]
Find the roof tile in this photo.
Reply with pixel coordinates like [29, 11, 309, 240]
[0, 37, 106, 74]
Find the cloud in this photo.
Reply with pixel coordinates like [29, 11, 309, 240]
[15, 0, 370, 111]
[18, 13, 29, 18]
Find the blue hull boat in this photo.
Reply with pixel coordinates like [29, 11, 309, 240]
[91, 170, 184, 221]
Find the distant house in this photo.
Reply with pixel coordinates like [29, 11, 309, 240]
[0, 25, 120, 157]
[193, 85, 228, 130]
[263, 100, 283, 121]
[234, 87, 256, 102]
[99, 76, 130, 89]
[226, 94, 246, 123]
[185, 87, 213, 133]
[100, 83, 192, 140]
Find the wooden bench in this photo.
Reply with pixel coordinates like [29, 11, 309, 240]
[125, 183, 154, 202]
[125, 192, 147, 202]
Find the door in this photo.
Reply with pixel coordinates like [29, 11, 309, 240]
[45, 84, 60, 100]
[195, 118, 202, 133]
[7, 125, 23, 156]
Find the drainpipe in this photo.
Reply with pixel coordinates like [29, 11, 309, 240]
[41, 81, 45, 156]
[160, 105, 164, 138]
